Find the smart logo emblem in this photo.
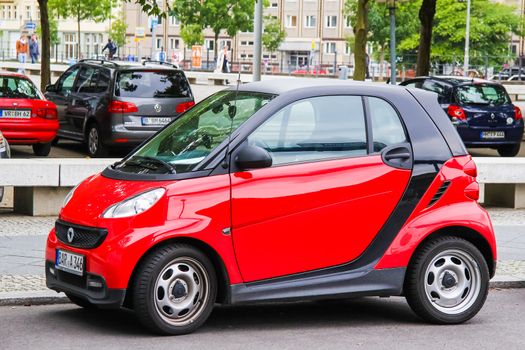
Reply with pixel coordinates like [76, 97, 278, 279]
[67, 227, 75, 243]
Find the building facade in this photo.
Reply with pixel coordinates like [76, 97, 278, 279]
[123, 0, 357, 72]
[0, 0, 113, 61]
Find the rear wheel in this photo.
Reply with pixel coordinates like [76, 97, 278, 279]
[32, 142, 51, 156]
[66, 293, 96, 309]
[497, 143, 520, 157]
[86, 123, 107, 158]
[133, 244, 217, 335]
[51, 137, 59, 146]
[405, 236, 489, 324]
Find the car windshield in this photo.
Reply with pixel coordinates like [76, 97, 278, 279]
[114, 90, 275, 174]
[115, 70, 192, 98]
[0, 76, 40, 99]
[455, 84, 510, 105]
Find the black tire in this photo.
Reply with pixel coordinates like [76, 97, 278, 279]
[66, 293, 96, 309]
[497, 143, 520, 157]
[32, 142, 51, 156]
[51, 137, 59, 146]
[133, 244, 217, 335]
[86, 123, 107, 158]
[405, 236, 489, 324]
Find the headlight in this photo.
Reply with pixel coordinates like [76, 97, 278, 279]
[63, 183, 80, 208]
[102, 188, 165, 218]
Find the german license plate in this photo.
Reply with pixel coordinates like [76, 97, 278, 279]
[0, 109, 31, 118]
[142, 117, 171, 125]
[480, 131, 505, 139]
[55, 249, 85, 276]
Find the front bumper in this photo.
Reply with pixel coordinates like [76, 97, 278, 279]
[45, 260, 125, 309]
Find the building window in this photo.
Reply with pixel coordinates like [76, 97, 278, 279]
[285, 15, 297, 28]
[324, 42, 336, 54]
[240, 41, 254, 46]
[156, 38, 162, 50]
[169, 16, 180, 26]
[205, 39, 214, 51]
[26, 5, 31, 20]
[345, 42, 351, 55]
[270, 2, 278, 7]
[325, 15, 337, 28]
[219, 40, 231, 49]
[64, 33, 77, 59]
[305, 15, 316, 28]
[13, 6, 17, 19]
[345, 16, 351, 28]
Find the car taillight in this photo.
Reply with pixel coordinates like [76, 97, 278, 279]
[464, 182, 479, 201]
[108, 100, 139, 114]
[463, 159, 477, 177]
[36, 108, 57, 119]
[447, 104, 466, 120]
[514, 105, 522, 120]
[176, 101, 195, 113]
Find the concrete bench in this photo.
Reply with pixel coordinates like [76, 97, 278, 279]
[475, 158, 525, 209]
[0, 159, 114, 216]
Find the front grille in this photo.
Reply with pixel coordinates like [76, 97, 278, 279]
[427, 181, 451, 207]
[55, 220, 108, 249]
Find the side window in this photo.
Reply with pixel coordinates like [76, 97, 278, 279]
[57, 66, 80, 95]
[368, 97, 407, 152]
[422, 80, 451, 104]
[95, 68, 110, 93]
[248, 96, 367, 166]
[75, 66, 96, 93]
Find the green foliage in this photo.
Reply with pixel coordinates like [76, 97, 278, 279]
[110, 16, 127, 48]
[37, 13, 59, 45]
[49, 0, 114, 22]
[180, 24, 204, 47]
[262, 15, 286, 54]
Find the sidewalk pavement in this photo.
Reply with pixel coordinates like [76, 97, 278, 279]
[0, 208, 524, 306]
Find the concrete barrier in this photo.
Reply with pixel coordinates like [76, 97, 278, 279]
[1, 157, 525, 216]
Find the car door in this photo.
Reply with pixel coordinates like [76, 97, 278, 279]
[46, 66, 80, 134]
[68, 65, 98, 135]
[230, 95, 412, 282]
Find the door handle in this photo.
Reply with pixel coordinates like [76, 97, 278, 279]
[381, 143, 413, 170]
[384, 152, 411, 161]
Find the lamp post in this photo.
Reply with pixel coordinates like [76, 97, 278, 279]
[377, 0, 406, 85]
[460, 0, 472, 77]
[253, 0, 263, 82]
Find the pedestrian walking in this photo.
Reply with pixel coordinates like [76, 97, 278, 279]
[222, 46, 230, 73]
[29, 34, 39, 64]
[15, 35, 28, 73]
[102, 38, 117, 60]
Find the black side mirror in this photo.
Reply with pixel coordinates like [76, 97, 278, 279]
[235, 144, 272, 170]
[45, 84, 56, 93]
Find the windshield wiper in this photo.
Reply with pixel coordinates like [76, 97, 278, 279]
[112, 156, 176, 174]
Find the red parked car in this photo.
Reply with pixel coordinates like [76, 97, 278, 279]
[0, 71, 58, 156]
[46, 80, 496, 335]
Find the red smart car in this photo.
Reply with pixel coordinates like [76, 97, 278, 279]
[0, 72, 58, 156]
[46, 80, 496, 335]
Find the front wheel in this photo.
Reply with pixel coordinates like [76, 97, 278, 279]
[133, 244, 217, 335]
[405, 236, 489, 324]
[32, 142, 51, 156]
[497, 143, 520, 157]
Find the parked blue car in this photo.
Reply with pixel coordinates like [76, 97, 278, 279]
[401, 76, 524, 156]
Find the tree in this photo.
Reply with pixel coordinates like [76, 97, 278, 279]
[49, 0, 113, 59]
[38, 0, 51, 91]
[416, 0, 436, 76]
[173, 0, 255, 60]
[352, 0, 369, 81]
[179, 24, 204, 47]
[262, 15, 286, 60]
[110, 17, 128, 53]
[37, 12, 60, 62]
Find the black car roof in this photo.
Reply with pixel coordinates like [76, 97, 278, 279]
[77, 59, 182, 72]
[403, 76, 502, 87]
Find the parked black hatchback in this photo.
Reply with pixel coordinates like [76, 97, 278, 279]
[401, 76, 524, 157]
[45, 60, 194, 157]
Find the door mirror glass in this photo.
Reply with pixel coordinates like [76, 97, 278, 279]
[45, 84, 56, 93]
[235, 144, 272, 170]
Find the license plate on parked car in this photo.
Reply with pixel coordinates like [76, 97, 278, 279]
[480, 131, 505, 139]
[0, 109, 31, 118]
[142, 117, 172, 125]
[55, 249, 85, 276]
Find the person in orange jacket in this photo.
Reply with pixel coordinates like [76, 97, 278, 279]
[16, 35, 28, 73]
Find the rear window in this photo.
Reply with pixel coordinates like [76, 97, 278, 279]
[455, 84, 511, 105]
[115, 70, 191, 98]
[0, 76, 40, 99]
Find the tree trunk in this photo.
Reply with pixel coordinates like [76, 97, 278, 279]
[379, 44, 385, 81]
[353, 0, 369, 81]
[38, 0, 51, 91]
[214, 31, 219, 61]
[416, 0, 437, 76]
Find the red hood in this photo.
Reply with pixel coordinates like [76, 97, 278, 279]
[60, 173, 172, 227]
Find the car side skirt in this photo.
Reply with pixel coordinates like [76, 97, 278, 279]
[228, 265, 406, 304]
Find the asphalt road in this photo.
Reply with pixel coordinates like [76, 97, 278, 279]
[0, 289, 523, 350]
